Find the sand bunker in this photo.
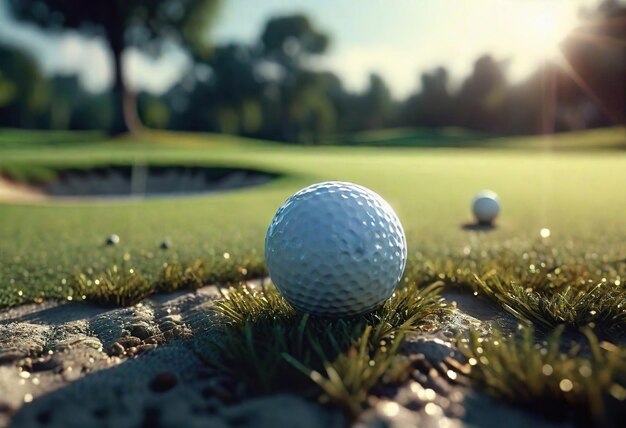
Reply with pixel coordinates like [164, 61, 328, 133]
[0, 165, 278, 202]
[0, 282, 531, 428]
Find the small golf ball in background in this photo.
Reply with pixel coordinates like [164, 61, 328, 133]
[106, 234, 120, 245]
[472, 190, 500, 224]
[265, 181, 407, 317]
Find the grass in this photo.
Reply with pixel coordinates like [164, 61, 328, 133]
[1, 127, 625, 309]
[325, 126, 626, 150]
[450, 326, 626, 426]
[207, 280, 447, 415]
[472, 270, 626, 334]
[1, 127, 625, 422]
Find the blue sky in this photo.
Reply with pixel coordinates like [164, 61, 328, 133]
[0, 0, 600, 98]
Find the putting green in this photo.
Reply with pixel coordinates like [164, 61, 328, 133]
[0, 128, 625, 307]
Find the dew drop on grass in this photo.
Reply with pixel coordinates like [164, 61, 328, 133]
[382, 402, 400, 417]
[383, 401, 400, 418]
[423, 388, 436, 401]
[542, 364, 553, 376]
[609, 384, 626, 401]
[424, 402, 441, 416]
[559, 379, 573, 392]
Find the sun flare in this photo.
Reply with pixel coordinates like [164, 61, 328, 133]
[513, 2, 581, 62]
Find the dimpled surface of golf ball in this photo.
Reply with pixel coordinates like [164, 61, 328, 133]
[472, 190, 500, 224]
[265, 181, 407, 317]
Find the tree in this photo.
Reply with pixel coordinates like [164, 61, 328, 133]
[456, 55, 508, 132]
[260, 14, 329, 70]
[185, 43, 264, 134]
[0, 44, 49, 128]
[401, 67, 453, 128]
[561, 0, 626, 128]
[258, 14, 332, 142]
[7, 0, 220, 134]
[361, 74, 392, 129]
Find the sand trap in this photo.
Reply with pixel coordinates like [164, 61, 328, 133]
[0, 165, 278, 202]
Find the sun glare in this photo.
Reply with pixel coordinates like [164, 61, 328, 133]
[527, 10, 570, 58]
[516, 3, 580, 61]
[476, 0, 588, 81]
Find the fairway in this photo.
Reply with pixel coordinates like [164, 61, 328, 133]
[1, 128, 624, 307]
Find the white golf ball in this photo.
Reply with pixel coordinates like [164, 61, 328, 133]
[472, 190, 500, 224]
[265, 181, 407, 317]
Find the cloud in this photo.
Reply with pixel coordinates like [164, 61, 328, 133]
[58, 34, 111, 93]
[124, 47, 190, 94]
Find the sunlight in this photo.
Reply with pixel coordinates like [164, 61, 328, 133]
[518, 3, 580, 61]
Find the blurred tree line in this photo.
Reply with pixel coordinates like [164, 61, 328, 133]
[0, 0, 624, 143]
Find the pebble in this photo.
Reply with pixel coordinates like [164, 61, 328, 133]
[136, 344, 157, 354]
[129, 323, 152, 340]
[117, 336, 142, 349]
[108, 342, 124, 357]
[143, 336, 160, 345]
[160, 239, 171, 250]
[159, 321, 178, 331]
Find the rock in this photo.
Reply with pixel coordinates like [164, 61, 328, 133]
[117, 336, 142, 349]
[108, 343, 124, 357]
[135, 344, 157, 355]
[129, 323, 152, 340]
[160, 239, 171, 250]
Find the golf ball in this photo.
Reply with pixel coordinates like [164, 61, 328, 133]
[472, 190, 500, 224]
[265, 181, 407, 317]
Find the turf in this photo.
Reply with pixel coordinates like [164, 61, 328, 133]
[0, 127, 624, 308]
[1, 127, 625, 423]
[451, 326, 626, 426]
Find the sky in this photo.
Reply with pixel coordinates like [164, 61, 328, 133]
[0, 0, 602, 98]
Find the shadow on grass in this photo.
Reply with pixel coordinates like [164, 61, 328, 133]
[460, 222, 496, 232]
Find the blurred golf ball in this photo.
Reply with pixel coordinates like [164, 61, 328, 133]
[106, 234, 120, 245]
[472, 190, 500, 224]
[265, 181, 407, 317]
